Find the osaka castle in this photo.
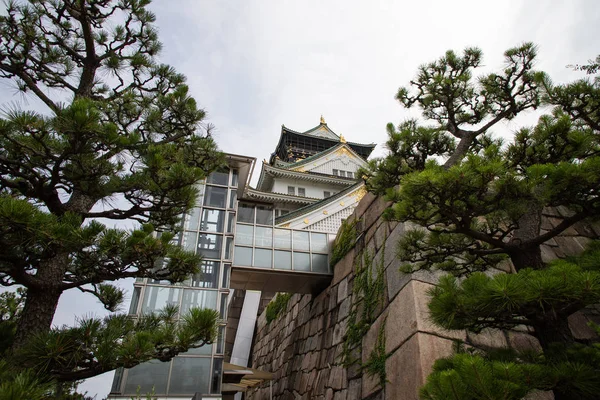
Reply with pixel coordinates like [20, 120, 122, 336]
[108, 117, 375, 399]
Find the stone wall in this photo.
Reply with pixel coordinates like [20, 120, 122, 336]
[247, 194, 600, 400]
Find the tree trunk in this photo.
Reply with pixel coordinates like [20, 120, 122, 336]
[531, 317, 575, 400]
[532, 316, 575, 350]
[12, 252, 70, 351]
[509, 201, 544, 270]
[508, 246, 544, 271]
[12, 287, 62, 350]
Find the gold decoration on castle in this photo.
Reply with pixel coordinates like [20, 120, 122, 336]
[303, 218, 309, 224]
[339, 134, 347, 143]
[350, 186, 368, 202]
[335, 147, 351, 156]
[339, 201, 345, 206]
[323, 210, 328, 215]
[320, 115, 326, 124]
[281, 223, 291, 228]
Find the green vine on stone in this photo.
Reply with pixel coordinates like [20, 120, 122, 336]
[330, 218, 360, 268]
[265, 293, 292, 324]
[363, 318, 390, 388]
[341, 241, 387, 373]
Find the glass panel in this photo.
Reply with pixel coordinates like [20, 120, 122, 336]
[123, 360, 170, 394]
[216, 326, 225, 354]
[200, 209, 225, 232]
[226, 212, 235, 233]
[128, 287, 141, 314]
[235, 224, 253, 246]
[186, 207, 202, 231]
[293, 231, 310, 251]
[181, 289, 218, 314]
[111, 367, 124, 393]
[237, 203, 255, 223]
[293, 252, 310, 271]
[312, 254, 329, 273]
[211, 358, 224, 394]
[204, 186, 227, 208]
[231, 169, 239, 187]
[311, 232, 329, 253]
[274, 229, 291, 249]
[168, 357, 211, 395]
[229, 190, 237, 209]
[254, 248, 272, 268]
[255, 226, 273, 247]
[181, 342, 213, 355]
[298, 187, 306, 197]
[256, 205, 273, 225]
[197, 233, 222, 259]
[234, 246, 252, 266]
[224, 237, 233, 260]
[208, 167, 229, 186]
[274, 250, 292, 270]
[288, 186, 295, 195]
[222, 264, 231, 288]
[182, 231, 197, 253]
[141, 287, 181, 314]
[187, 260, 219, 288]
[220, 293, 228, 318]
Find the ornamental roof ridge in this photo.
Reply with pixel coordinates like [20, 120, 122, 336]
[263, 163, 357, 183]
[275, 181, 364, 225]
[280, 125, 375, 148]
[282, 143, 366, 170]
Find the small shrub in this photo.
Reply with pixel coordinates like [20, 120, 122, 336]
[330, 218, 359, 267]
[265, 293, 292, 324]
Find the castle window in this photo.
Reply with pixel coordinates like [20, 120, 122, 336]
[332, 169, 338, 176]
[324, 191, 331, 198]
[288, 186, 295, 195]
[298, 187, 306, 197]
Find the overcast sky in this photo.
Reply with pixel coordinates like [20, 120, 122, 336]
[1, 0, 599, 398]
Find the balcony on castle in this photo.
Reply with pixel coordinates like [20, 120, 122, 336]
[230, 202, 334, 294]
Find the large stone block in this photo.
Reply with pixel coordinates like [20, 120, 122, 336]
[361, 310, 389, 365]
[364, 197, 392, 232]
[386, 280, 465, 354]
[332, 317, 349, 346]
[353, 192, 378, 221]
[347, 378, 362, 400]
[508, 331, 542, 352]
[568, 311, 597, 340]
[385, 333, 420, 400]
[338, 278, 349, 304]
[386, 280, 418, 353]
[380, 223, 402, 268]
[333, 248, 356, 285]
[417, 333, 455, 378]
[385, 332, 455, 400]
[328, 365, 346, 390]
[466, 328, 508, 349]
[524, 390, 555, 400]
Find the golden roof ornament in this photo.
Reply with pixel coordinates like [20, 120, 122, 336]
[339, 134, 347, 143]
[320, 115, 326, 124]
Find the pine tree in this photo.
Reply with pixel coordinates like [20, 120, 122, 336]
[0, 0, 223, 385]
[366, 44, 600, 399]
